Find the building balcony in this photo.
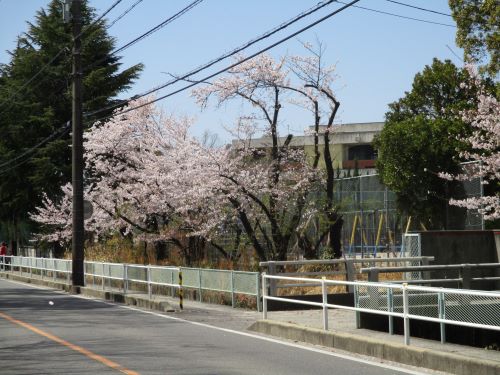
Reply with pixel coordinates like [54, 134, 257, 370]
[342, 159, 376, 169]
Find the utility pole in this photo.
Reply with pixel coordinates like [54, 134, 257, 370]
[71, 0, 84, 289]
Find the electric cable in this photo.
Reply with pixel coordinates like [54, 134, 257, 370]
[84, 0, 204, 73]
[0, 122, 71, 174]
[84, 0, 339, 118]
[336, 1, 456, 27]
[383, 0, 452, 18]
[90, 0, 362, 124]
[108, 0, 145, 29]
[0, 0, 126, 111]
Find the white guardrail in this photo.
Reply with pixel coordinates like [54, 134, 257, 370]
[262, 274, 500, 346]
[0, 256, 261, 310]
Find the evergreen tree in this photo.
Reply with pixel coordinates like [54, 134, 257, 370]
[0, 0, 142, 250]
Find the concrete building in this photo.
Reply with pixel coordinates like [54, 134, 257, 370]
[234, 122, 384, 175]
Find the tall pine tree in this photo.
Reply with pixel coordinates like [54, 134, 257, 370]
[0, 0, 142, 251]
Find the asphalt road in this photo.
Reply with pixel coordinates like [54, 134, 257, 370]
[0, 279, 426, 375]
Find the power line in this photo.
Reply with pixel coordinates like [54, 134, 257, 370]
[108, 0, 145, 29]
[85, 0, 340, 118]
[0, 122, 71, 175]
[85, 0, 204, 73]
[0, 49, 68, 112]
[336, 0, 456, 28]
[89, 0, 123, 27]
[91, 0, 362, 124]
[0, 0, 126, 111]
[383, 0, 452, 18]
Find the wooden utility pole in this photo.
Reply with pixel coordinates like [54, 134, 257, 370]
[71, 0, 84, 289]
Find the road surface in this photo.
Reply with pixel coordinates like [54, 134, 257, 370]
[0, 278, 428, 374]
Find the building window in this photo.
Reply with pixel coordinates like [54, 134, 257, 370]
[347, 144, 376, 161]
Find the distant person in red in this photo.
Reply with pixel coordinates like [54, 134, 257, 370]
[0, 242, 6, 256]
[0, 242, 6, 270]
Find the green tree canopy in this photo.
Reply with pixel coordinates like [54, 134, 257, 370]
[374, 59, 478, 229]
[0, 0, 142, 248]
[449, 0, 499, 76]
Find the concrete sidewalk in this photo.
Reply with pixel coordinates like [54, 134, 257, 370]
[2, 270, 499, 375]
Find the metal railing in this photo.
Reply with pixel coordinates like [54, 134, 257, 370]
[361, 263, 500, 288]
[260, 256, 434, 295]
[261, 274, 500, 345]
[1, 256, 261, 310]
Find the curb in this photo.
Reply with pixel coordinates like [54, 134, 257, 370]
[248, 320, 500, 375]
[0, 272, 176, 313]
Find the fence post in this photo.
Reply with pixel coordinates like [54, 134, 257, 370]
[421, 257, 431, 280]
[368, 268, 379, 282]
[262, 272, 267, 320]
[268, 261, 277, 297]
[321, 277, 328, 331]
[147, 266, 152, 301]
[256, 272, 261, 312]
[123, 264, 128, 294]
[230, 270, 235, 308]
[388, 288, 394, 335]
[438, 292, 446, 344]
[460, 264, 472, 289]
[67, 261, 70, 284]
[170, 270, 174, 297]
[102, 263, 105, 291]
[345, 259, 355, 293]
[354, 284, 360, 329]
[402, 283, 410, 345]
[30, 257, 33, 279]
[179, 270, 183, 310]
[198, 269, 202, 302]
[52, 259, 56, 282]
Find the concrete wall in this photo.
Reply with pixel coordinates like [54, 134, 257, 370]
[417, 230, 500, 289]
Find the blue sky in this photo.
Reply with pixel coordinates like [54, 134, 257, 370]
[0, 0, 462, 143]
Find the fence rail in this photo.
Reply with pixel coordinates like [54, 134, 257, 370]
[0, 256, 261, 310]
[261, 274, 500, 346]
[361, 263, 500, 288]
[260, 256, 434, 295]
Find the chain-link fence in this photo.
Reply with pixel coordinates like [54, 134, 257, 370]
[1, 256, 260, 310]
[334, 170, 484, 256]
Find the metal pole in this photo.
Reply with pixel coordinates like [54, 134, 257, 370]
[147, 266, 152, 300]
[354, 284, 360, 328]
[438, 292, 446, 344]
[123, 264, 128, 294]
[198, 269, 202, 302]
[179, 270, 183, 310]
[321, 277, 328, 330]
[402, 283, 410, 345]
[256, 272, 261, 312]
[262, 272, 267, 320]
[388, 288, 394, 335]
[71, 0, 85, 290]
[102, 263, 105, 290]
[230, 270, 235, 308]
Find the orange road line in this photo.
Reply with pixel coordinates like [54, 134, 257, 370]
[0, 311, 140, 375]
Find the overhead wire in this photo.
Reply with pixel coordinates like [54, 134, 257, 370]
[90, 0, 363, 124]
[335, 0, 456, 28]
[85, 0, 340, 118]
[84, 0, 204, 73]
[107, 0, 145, 29]
[0, 122, 71, 175]
[383, 0, 452, 18]
[0, 0, 125, 111]
[0, 0, 198, 170]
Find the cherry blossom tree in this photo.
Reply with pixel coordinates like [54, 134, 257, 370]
[32, 97, 233, 263]
[192, 46, 343, 260]
[440, 66, 499, 220]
